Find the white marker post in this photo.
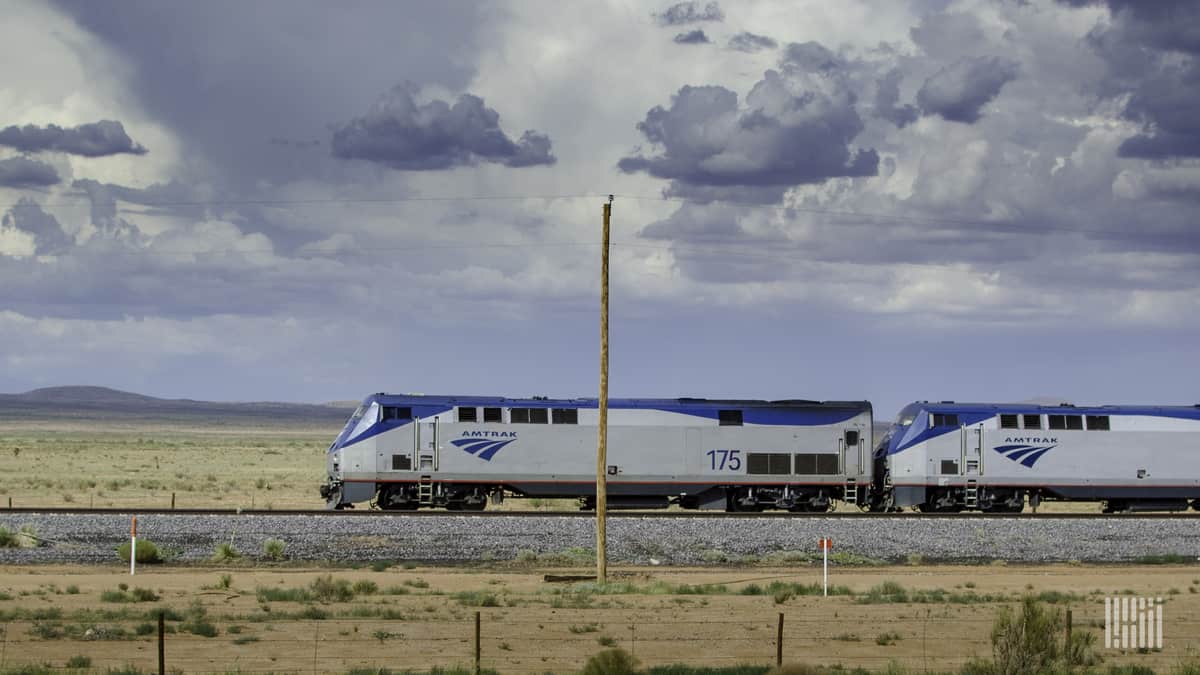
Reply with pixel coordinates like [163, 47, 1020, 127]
[819, 537, 832, 596]
[130, 516, 137, 576]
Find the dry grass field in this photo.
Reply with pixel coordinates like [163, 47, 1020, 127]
[1, 563, 1199, 674]
[0, 421, 335, 510]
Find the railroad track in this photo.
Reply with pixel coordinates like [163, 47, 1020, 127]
[4, 507, 1199, 518]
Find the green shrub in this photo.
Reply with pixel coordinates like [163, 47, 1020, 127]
[65, 656, 92, 669]
[351, 580, 378, 596]
[875, 631, 902, 646]
[582, 648, 638, 675]
[310, 575, 354, 602]
[131, 587, 159, 602]
[452, 590, 500, 607]
[256, 586, 312, 602]
[180, 617, 218, 638]
[0, 525, 39, 549]
[262, 538, 287, 561]
[116, 540, 162, 564]
[211, 542, 241, 562]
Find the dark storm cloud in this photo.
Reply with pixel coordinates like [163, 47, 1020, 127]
[1, 198, 73, 254]
[674, 30, 711, 45]
[655, 1, 723, 26]
[618, 42, 878, 203]
[874, 69, 919, 128]
[0, 120, 146, 157]
[330, 83, 555, 170]
[728, 32, 777, 53]
[1062, 1, 1200, 159]
[916, 56, 1019, 123]
[53, 1, 486, 186]
[0, 156, 60, 187]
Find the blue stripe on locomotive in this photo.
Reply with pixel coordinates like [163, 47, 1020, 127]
[331, 394, 869, 452]
[884, 402, 1200, 456]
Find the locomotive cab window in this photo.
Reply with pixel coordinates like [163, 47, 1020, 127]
[482, 407, 502, 423]
[844, 430, 860, 446]
[457, 407, 477, 423]
[1000, 414, 1019, 429]
[381, 406, 411, 421]
[718, 410, 743, 426]
[1022, 414, 1041, 430]
[1086, 415, 1110, 431]
[552, 408, 578, 424]
[931, 413, 959, 427]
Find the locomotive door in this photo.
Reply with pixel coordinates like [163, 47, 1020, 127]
[963, 426, 982, 475]
[418, 416, 441, 471]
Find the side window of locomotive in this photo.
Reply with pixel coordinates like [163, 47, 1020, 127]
[1065, 415, 1084, 430]
[1048, 414, 1082, 430]
[747, 452, 790, 474]
[1022, 414, 1042, 430]
[1086, 415, 1110, 431]
[844, 430, 860, 446]
[718, 410, 743, 426]
[381, 406, 412, 422]
[457, 407, 478, 423]
[795, 453, 839, 475]
[552, 408, 578, 424]
[1000, 414, 1019, 429]
[931, 413, 959, 427]
[511, 408, 548, 424]
[482, 407, 503, 423]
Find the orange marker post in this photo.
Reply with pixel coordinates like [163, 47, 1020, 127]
[818, 538, 832, 596]
[130, 516, 137, 576]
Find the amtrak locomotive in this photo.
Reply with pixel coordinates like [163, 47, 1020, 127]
[320, 394, 872, 512]
[873, 402, 1200, 513]
[320, 394, 1200, 513]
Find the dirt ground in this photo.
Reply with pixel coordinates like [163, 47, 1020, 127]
[1, 563, 1198, 673]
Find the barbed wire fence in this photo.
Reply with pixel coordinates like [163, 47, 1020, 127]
[1, 602, 1198, 674]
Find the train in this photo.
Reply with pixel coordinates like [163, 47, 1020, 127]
[319, 393, 1200, 513]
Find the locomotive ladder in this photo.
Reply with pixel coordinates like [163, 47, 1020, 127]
[418, 475, 434, 505]
[843, 478, 858, 505]
[964, 479, 978, 510]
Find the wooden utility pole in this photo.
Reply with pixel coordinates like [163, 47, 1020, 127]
[596, 195, 613, 583]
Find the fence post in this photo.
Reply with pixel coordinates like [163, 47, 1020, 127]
[158, 611, 165, 675]
[776, 613, 784, 666]
[475, 611, 481, 675]
[171, 492, 176, 510]
[1066, 608, 1073, 650]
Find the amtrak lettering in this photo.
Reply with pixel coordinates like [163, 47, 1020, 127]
[460, 431, 517, 438]
[1003, 437, 1058, 444]
[451, 432, 517, 461]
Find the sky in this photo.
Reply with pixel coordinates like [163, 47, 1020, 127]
[0, 0, 1197, 419]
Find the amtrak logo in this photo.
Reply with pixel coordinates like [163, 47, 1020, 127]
[993, 438, 1058, 468]
[451, 431, 517, 461]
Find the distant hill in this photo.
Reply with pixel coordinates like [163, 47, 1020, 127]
[0, 385, 354, 428]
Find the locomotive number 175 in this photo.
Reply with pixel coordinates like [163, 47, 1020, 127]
[706, 449, 742, 471]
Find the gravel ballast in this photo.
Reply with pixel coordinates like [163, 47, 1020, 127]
[2, 513, 1199, 566]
